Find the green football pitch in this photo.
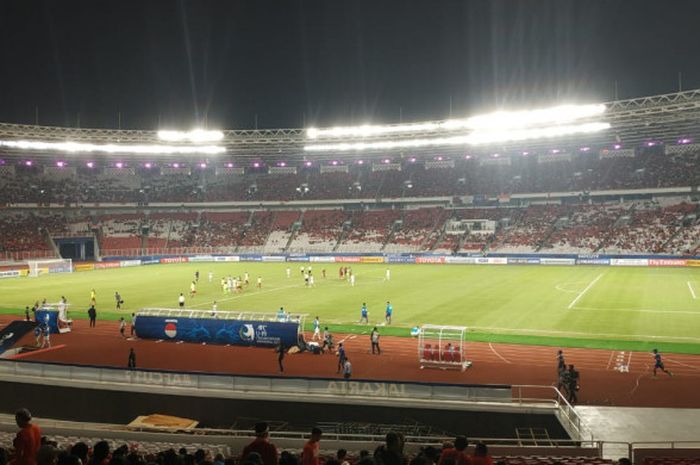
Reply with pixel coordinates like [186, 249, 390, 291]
[1, 263, 700, 353]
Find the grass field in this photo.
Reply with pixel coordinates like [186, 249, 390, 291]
[1, 263, 700, 353]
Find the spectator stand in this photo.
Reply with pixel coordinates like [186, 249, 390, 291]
[418, 324, 471, 372]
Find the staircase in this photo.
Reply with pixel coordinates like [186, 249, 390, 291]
[515, 427, 554, 446]
[333, 221, 352, 252]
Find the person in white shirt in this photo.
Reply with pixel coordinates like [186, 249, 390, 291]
[178, 293, 185, 308]
[349, 274, 356, 287]
[385, 268, 391, 281]
[286, 267, 291, 278]
[208, 271, 214, 283]
[343, 359, 352, 379]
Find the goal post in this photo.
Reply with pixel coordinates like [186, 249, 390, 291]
[418, 324, 472, 371]
[26, 258, 73, 277]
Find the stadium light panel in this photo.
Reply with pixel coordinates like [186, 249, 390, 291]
[157, 129, 224, 143]
[304, 122, 610, 152]
[0, 139, 225, 155]
[86, 161, 94, 168]
[56, 161, 65, 167]
[115, 162, 124, 168]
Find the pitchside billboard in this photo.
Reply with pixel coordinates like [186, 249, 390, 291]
[134, 315, 299, 347]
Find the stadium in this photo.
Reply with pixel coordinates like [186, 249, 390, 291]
[1, 2, 700, 465]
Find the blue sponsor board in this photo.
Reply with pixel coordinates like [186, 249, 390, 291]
[386, 255, 416, 264]
[239, 255, 263, 262]
[35, 310, 60, 334]
[134, 316, 299, 347]
[576, 258, 611, 265]
[507, 257, 541, 265]
[286, 256, 310, 262]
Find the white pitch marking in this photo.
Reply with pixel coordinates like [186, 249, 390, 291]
[688, 281, 697, 300]
[567, 273, 604, 309]
[488, 342, 512, 364]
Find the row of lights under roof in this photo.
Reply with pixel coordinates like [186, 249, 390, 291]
[2, 138, 695, 169]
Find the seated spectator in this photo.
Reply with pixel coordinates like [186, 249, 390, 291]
[69, 443, 88, 465]
[470, 443, 492, 465]
[241, 423, 278, 465]
[374, 432, 406, 465]
[36, 446, 58, 465]
[89, 442, 110, 465]
[437, 436, 470, 465]
[337, 450, 349, 465]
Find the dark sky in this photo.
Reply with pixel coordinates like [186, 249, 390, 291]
[1, 0, 699, 130]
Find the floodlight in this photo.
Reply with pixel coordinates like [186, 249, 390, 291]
[464, 104, 606, 130]
[158, 129, 224, 143]
[0, 139, 225, 155]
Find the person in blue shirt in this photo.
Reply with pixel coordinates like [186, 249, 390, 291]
[336, 342, 347, 374]
[652, 349, 673, 377]
[385, 301, 393, 325]
[277, 307, 286, 321]
[359, 303, 369, 324]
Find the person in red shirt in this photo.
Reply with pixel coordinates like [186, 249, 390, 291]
[470, 443, 493, 465]
[241, 423, 279, 465]
[302, 427, 322, 465]
[437, 436, 471, 465]
[11, 408, 41, 465]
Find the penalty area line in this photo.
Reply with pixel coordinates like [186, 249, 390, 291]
[567, 273, 604, 310]
[688, 281, 697, 300]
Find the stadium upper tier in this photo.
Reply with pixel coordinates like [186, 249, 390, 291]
[0, 143, 699, 204]
[0, 89, 699, 159]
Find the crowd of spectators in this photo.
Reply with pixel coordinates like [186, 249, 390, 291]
[2, 146, 700, 206]
[2, 410, 644, 465]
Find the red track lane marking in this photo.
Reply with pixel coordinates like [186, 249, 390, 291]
[488, 343, 512, 364]
[8, 344, 67, 359]
[606, 351, 615, 370]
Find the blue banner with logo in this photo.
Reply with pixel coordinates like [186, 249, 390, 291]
[134, 315, 299, 347]
[35, 309, 60, 334]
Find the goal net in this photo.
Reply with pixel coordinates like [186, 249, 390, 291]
[26, 258, 73, 278]
[418, 324, 472, 371]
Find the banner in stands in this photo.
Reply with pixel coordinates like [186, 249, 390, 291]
[648, 259, 687, 267]
[540, 258, 576, 265]
[0, 270, 21, 279]
[119, 259, 142, 267]
[360, 256, 385, 264]
[160, 257, 189, 264]
[576, 258, 610, 265]
[134, 315, 298, 347]
[262, 255, 286, 262]
[94, 261, 121, 270]
[610, 258, 649, 267]
[507, 257, 541, 265]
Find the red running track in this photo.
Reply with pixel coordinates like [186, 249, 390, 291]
[2, 316, 698, 408]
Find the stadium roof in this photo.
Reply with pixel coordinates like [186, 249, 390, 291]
[0, 88, 699, 162]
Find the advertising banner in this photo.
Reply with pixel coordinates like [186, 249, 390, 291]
[75, 263, 95, 272]
[239, 255, 263, 262]
[187, 255, 215, 262]
[119, 260, 142, 267]
[507, 257, 541, 265]
[309, 256, 336, 263]
[539, 258, 576, 266]
[687, 260, 700, 267]
[217, 256, 240, 262]
[94, 261, 121, 270]
[141, 258, 161, 265]
[35, 309, 59, 334]
[0, 270, 21, 279]
[360, 256, 385, 264]
[385, 255, 416, 264]
[160, 257, 189, 264]
[286, 255, 310, 262]
[610, 258, 649, 267]
[134, 315, 299, 347]
[474, 257, 507, 265]
[262, 255, 286, 262]
[335, 256, 361, 263]
[576, 258, 610, 265]
[415, 256, 446, 264]
[648, 259, 687, 267]
[444, 257, 476, 264]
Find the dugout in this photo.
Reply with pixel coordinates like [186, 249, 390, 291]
[418, 324, 472, 371]
[134, 308, 306, 348]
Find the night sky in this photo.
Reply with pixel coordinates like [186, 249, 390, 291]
[1, 0, 699, 130]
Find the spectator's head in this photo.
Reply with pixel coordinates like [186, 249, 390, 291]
[254, 422, 270, 438]
[93, 441, 111, 463]
[337, 450, 347, 461]
[385, 432, 404, 452]
[310, 427, 322, 441]
[278, 452, 298, 465]
[178, 449, 187, 456]
[70, 443, 89, 464]
[454, 436, 469, 451]
[569, 364, 575, 370]
[193, 450, 206, 465]
[652, 348, 658, 354]
[244, 452, 262, 465]
[37, 445, 58, 465]
[213, 455, 224, 465]
[15, 408, 32, 427]
[473, 443, 488, 457]
[617, 459, 632, 465]
[420, 447, 440, 465]
[441, 442, 453, 450]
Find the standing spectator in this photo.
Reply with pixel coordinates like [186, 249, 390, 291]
[12, 408, 41, 465]
[371, 327, 381, 355]
[241, 422, 279, 465]
[556, 350, 567, 392]
[343, 359, 352, 379]
[88, 305, 96, 327]
[374, 432, 406, 465]
[336, 343, 347, 373]
[566, 364, 580, 404]
[127, 348, 136, 368]
[437, 435, 469, 465]
[470, 443, 493, 465]
[302, 428, 322, 465]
